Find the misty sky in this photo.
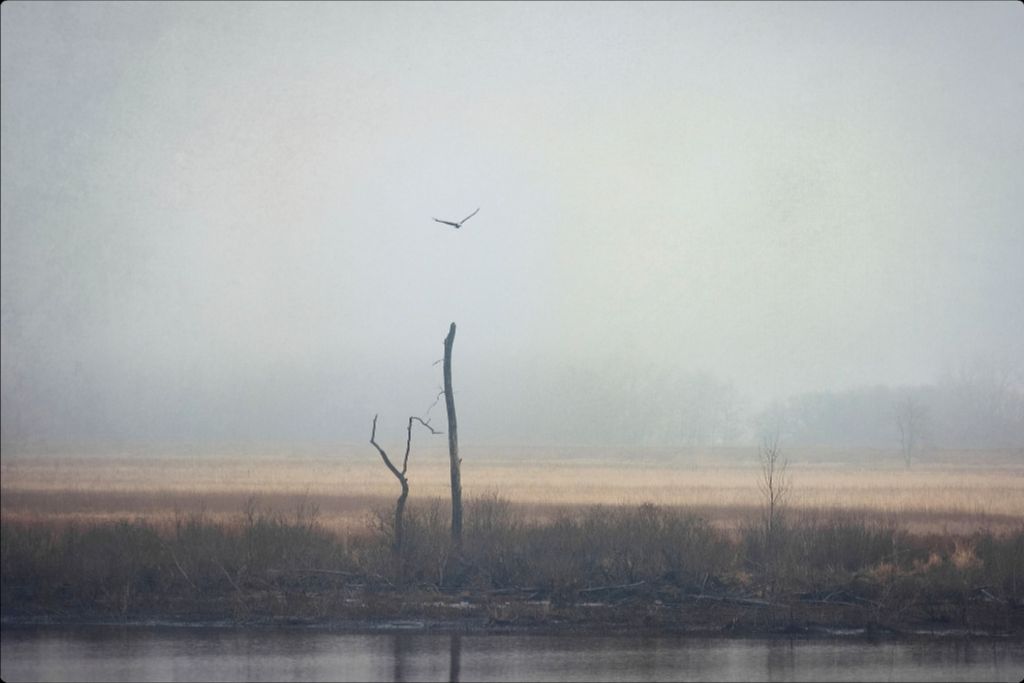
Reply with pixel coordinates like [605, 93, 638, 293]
[2, 1, 1022, 449]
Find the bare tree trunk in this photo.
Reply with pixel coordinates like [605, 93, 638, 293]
[443, 322, 462, 551]
[370, 415, 409, 556]
[370, 414, 440, 560]
[394, 477, 410, 554]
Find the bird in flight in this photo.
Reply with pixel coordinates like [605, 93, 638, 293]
[433, 208, 479, 229]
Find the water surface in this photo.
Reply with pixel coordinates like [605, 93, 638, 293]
[2, 624, 1021, 682]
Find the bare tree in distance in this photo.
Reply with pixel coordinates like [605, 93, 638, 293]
[758, 430, 790, 550]
[937, 357, 1022, 449]
[895, 395, 928, 468]
[369, 414, 441, 561]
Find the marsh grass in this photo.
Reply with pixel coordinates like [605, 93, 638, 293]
[2, 452, 1022, 631]
[3, 492, 1021, 632]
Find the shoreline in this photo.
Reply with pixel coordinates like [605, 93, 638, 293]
[2, 615, 1019, 643]
[4, 589, 1021, 642]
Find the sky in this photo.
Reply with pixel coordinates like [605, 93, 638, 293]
[2, 1, 1022, 450]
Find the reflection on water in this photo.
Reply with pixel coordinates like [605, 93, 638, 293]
[1, 624, 1022, 682]
[449, 633, 461, 683]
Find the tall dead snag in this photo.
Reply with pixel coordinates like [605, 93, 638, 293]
[443, 322, 463, 551]
[370, 414, 440, 557]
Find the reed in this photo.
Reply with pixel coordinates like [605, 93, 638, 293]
[2, 493, 1021, 630]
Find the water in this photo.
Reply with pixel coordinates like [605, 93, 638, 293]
[1, 624, 1021, 682]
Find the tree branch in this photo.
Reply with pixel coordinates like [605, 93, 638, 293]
[371, 414, 405, 483]
[403, 416, 443, 474]
[411, 416, 443, 434]
[424, 388, 445, 421]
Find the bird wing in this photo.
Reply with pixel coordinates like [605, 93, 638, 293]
[433, 218, 460, 227]
[460, 207, 480, 224]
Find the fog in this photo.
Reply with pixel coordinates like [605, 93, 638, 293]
[2, 2, 1022, 452]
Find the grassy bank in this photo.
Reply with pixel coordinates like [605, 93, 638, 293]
[2, 495, 1021, 636]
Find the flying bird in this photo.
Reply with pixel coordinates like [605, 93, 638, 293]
[433, 208, 479, 229]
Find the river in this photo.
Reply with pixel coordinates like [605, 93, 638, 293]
[1, 624, 1021, 682]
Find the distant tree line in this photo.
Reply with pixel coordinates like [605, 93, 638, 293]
[482, 357, 1023, 455]
[757, 360, 1024, 454]
[472, 364, 747, 448]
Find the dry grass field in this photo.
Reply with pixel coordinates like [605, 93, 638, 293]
[3, 447, 1021, 535]
[3, 446, 1023, 633]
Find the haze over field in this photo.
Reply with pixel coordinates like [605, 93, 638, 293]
[2, 2, 1022, 452]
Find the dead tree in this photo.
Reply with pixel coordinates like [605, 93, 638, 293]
[755, 431, 790, 596]
[443, 322, 463, 551]
[895, 395, 927, 468]
[758, 431, 789, 548]
[369, 414, 440, 556]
